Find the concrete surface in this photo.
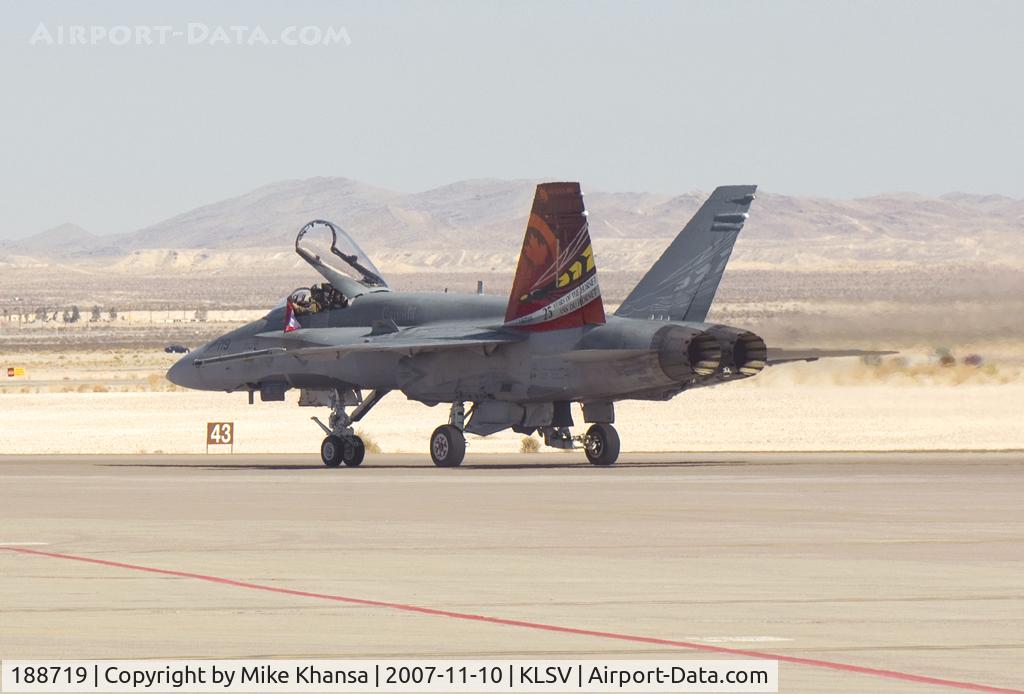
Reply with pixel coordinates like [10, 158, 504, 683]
[1, 452, 1022, 693]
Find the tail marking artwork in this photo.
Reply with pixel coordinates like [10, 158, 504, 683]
[504, 182, 605, 331]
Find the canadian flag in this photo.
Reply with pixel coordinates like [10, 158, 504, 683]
[284, 301, 301, 333]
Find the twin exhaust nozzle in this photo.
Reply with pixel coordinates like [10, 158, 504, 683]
[655, 325, 767, 383]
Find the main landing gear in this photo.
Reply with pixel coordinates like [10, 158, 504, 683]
[428, 401, 621, 467]
[312, 388, 388, 468]
[582, 423, 620, 466]
[430, 402, 466, 467]
[540, 422, 621, 466]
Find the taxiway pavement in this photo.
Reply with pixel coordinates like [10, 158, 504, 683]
[2, 452, 1022, 693]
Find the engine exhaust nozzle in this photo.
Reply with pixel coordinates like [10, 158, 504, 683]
[653, 326, 722, 381]
[732, 331, 768, 377]
[705, 326, 767, 379]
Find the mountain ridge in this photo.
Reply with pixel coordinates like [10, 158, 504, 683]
[3, 177, 1022, 271]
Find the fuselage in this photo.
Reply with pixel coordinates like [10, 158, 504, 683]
[167, 290, 764, 405]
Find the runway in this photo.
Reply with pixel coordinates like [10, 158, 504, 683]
[1, 452, 1022, 693]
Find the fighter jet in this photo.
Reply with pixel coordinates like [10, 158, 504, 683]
[167, 182, 880, 467]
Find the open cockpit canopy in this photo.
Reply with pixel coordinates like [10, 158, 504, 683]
[294, 220, 389, 299]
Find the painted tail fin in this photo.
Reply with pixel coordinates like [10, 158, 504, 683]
[504, 182, 606, 331]
[615, 185, 757, 322]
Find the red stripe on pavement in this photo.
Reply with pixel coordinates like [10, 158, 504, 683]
[4, 547, 1021, 694]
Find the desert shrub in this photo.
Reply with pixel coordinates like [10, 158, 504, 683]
[519, 436, 540, 453]
[355, 429, 382, 454]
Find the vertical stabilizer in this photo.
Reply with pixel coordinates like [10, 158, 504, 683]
[615, 185, 757, 322]
[504, 182, 606, 331]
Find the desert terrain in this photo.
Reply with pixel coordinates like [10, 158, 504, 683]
[1, 177, 1022, 457]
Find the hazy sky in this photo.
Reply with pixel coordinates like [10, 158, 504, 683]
[1, 1, 1022, 238]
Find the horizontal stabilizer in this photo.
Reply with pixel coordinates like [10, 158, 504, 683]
[766, 348, 899, 365]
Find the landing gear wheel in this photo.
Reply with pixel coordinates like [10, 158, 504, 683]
[430, 425, 466, 467]
[321, 436, 344, 467]
[584, 423, 620, 466]
[342, 436, 365, 467]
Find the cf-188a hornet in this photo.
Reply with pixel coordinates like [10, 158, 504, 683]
[168, 182, 879, 467]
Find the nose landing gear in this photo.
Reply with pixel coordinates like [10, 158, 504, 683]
[321, 434, 366, 467]
[312, 388, 387, 467]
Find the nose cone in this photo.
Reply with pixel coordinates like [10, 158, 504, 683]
[166, 352, 201, 390]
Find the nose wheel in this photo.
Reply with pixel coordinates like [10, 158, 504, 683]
[313, 388, 388, 468]
[321, 435, 365, 467]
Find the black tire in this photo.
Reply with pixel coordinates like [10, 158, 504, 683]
[343, 436, 365, 467]
[321, 435, 343, 467]
[430, 425, 466, 467]
[584, 423, 620, 466]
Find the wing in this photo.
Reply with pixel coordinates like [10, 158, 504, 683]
[194, 326, 522, 366]
[291, 333, 519, 361]
[766, 348, 898, 365]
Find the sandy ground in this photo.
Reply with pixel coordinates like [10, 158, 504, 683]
[1, 377, 1022, 456]
[1, 346, 1022, 456]
[1, 452, 1021, 694]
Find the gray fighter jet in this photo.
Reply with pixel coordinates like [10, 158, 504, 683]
[167, 182, 879, 467]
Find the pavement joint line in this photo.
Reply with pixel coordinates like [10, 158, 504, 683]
[3, 547, 1022, 694]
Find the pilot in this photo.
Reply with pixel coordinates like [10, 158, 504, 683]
[308, 285, 326, 313]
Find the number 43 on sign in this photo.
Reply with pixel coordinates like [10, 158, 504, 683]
[206, 422, 234, 453]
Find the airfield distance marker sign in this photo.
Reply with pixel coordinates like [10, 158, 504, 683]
[206, 422, 234, 454]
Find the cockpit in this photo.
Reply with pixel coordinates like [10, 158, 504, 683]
[287, 283, 350, 315]
[288, 220, 389, 313]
